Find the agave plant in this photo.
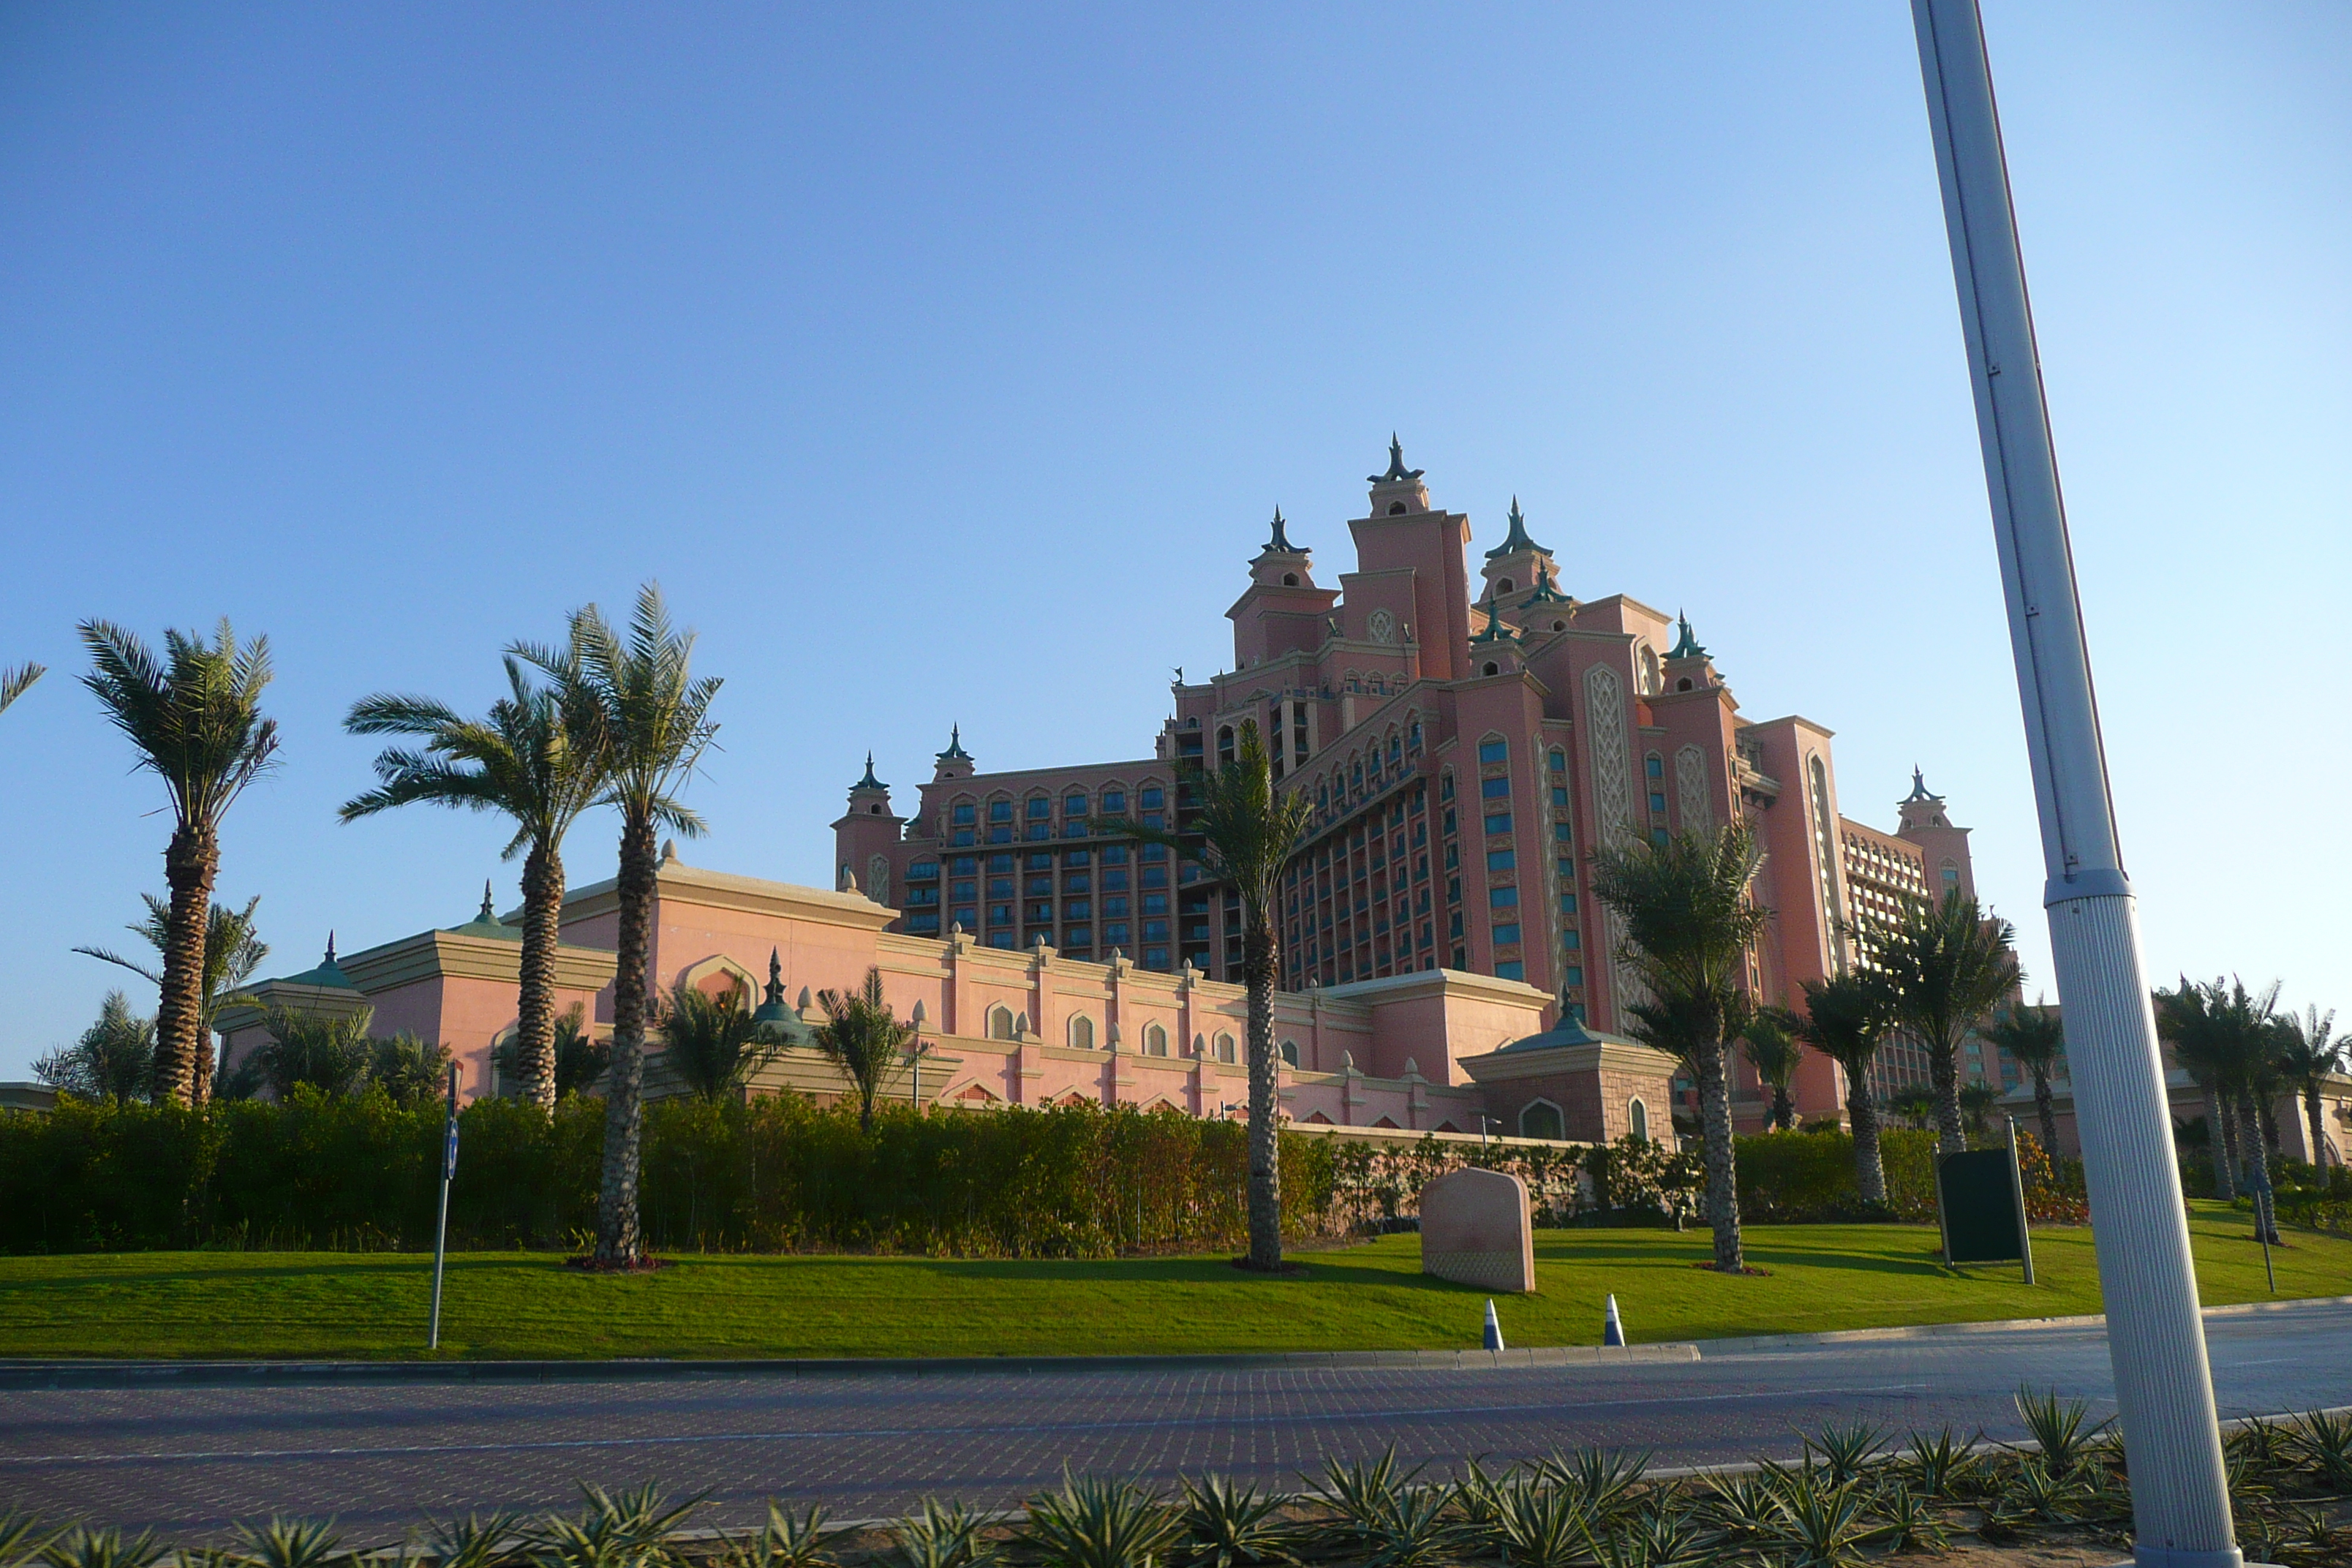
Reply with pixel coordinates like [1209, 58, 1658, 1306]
[1486, 1476, 1590, 1568]
[889, 1499, 999, 1568]
[1175, 1474, 1297, 1568]
[1757, 1469, 1881, 1568]
[35, 1527, 167, 1568]
[2227, 1414, 2300, 1484]
[2004, 1457, 2092, 1524]
[1868, 1481, 1948, 1555]
[421, 1511, 525, 1568]
[2012, 1386, 2111, 1478]
[234, 1518, 346, 1568]
[1021, 1471, 1182, 1568]
[1353, 1488, 1465, 1568]
[1308, 1446, 1421, 1535]
[1695, 1471, 1783, 1544]
[1586, 1501, 1712, 1568]
[529, 1483, 705, 1568]
[2292, 1406, 2352, 1490]
[1899, 1425, 1987, 1501]
[1531, 1447, 1651, 1528]
[720, 1504, 840, 1568]
[1800, 1421, 1886, 1487]
[0, 1510, 56, 1567]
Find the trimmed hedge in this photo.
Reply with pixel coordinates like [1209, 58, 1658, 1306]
[0, 1092, 1346, 1257]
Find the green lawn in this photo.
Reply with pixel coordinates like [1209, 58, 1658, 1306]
[0, 1202, 2341, 1362]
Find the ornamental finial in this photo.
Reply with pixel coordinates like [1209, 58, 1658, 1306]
[1369, 434, 1424, 485]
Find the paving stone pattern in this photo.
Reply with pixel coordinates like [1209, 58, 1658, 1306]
[3, 1300, 2347, 1544]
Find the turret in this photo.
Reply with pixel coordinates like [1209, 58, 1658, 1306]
[1478, 497, 1561, 608]
[1895, 769, 1975, 901]
[1660, 611, 1724, 694]
[932, 725, 976, 783]
[832, 753, 904, 902]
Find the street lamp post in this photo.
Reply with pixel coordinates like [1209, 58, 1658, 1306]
[1910, 5, 2244, 1564]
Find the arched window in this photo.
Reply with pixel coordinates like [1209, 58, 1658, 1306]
[1218, 726, 1235, 766]
[1638, 644, 1662, 696]
[1214, 1030, 1237, 1063]
[1629, 1097, 1650, 1142]
[1498, 578, 1515, 593]
[1387, 733, 1401, 766]
[1548, 747, 1566, 774]
[1279, 1039, 1300, 1067]
[987, 1005, 1017, 1041]
[1520, 1099, 1565, 1141]
[1143, 1022, 1167, 1056]
[1067, 1014, 1094, 1050]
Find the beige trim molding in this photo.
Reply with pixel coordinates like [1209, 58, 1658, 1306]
[1456, 1039, 1681, 1085]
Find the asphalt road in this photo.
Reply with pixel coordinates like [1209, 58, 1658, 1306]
[4, 1300, 2348, 1543]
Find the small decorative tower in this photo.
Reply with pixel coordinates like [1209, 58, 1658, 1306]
[832, 753, 904, 905]
[1478, 496, 1561, 608]
[932, 725, 976, 783]
[1660, 611, 1724, 694]
[1367, 434, 1430, 516]
[1894, 769, 1975, 902]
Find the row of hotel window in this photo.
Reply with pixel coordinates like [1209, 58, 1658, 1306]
[902, 843, 1186, 969]
[939, 787, 1166, 847]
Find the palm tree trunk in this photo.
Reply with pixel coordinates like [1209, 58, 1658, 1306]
[156, 824, 217, 1107]
[1241, 918, 1284, 1272]
[2206, 1083, 2236, 1200]
[595, 813, 657, 1264]
[1771, 1086, 1793, 1131]
[1695, 1036, 1743, 1272]
[1929, 1030, 1967, 1156]
[1847, 1080, 1887, 1207]
[2307, 1087, 2335, 1168]
[516, 841, 562, 1112]
[2238, 1093, 2279, 1244]
[2032, 1067, 2060, 1162]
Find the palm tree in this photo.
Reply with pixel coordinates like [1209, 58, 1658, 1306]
[235, 1005, 376, 1101]
[78, 620, 279, 1105]
[31, 991, 157, 1101]
[2272, 1006, 2342, 1166]
[1868, 890, 2019, 1156]
[0, 663, 43, 716]
[75, 893, 268, 1096]
[657, 980, 783, 1102]
[1795, 970, 1896, 1205]
[1959, 1081, 2001, 1140]
[810, 968, 916, 1131]
[1590, 821, 1772, 1274]
[1101, 719, 1314, 1273]
[521, 583, 720, 1267]
[1889, 1085, 1937, 1130]
[2159, 979, 2236, 1200]
[1980, 1000, 2066, 1159]
[342, 656, 608, 1112]
[369, 1034, 455, 1109]
[2209, 977, 2286, 1244]
[495, 1003, 611, 1101]
[1739, 1008, 1803, 1131]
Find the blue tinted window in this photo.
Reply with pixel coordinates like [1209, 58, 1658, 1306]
[1477, 739, 1508, 764]
[951, 804, 976, 826]
[1495, 960, 1525, 981]
[1140, 786, 1165, 809]
[1485, 850, 1515, 871]
[990, 800, 1013, 821]
[1490, 886, 1519, 907]
[1101, 790, 1126, 814]
[1493, 923, 1521, 945]
[1484, 814, 1511, 835]
[1481, 777, 1511, 799]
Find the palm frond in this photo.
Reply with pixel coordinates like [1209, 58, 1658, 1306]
[0, 662, 44, 716]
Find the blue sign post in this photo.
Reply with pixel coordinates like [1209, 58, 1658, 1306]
[429, 1062, 459, 1351]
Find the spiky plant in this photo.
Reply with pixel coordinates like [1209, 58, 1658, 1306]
[1591, 821, 1771, 1273]
[1308, 1447, 1420, 1535]
[1102, 718, 1312, 1273]
[1793, 970, 1896, 1205]
[344, 655, 609, 1112]
[0, 1507, 56, 1566]
[36, 1526, 167, 1568]
[31, 991, 156, 1101]
[78, 619, 279, 1103]
[1175, 1474, 1297, 1568]
[1869, 1482, 1948, 1555]
[521, 584, 720, 1266]
[810, 967, 914, 1132]
[1801, 1421, 1886, 1487]
[1486, 1477, 1590, 1568]
[888, 1499, 998, 1568]
[1530, 1447, 1651, 1529]
[1981, 1000, 2067, 1158]
[1899, 1425, 1986, 1501]
[719, 1504, 840, 1568]
[1868, 889, 2020, 1155]
[1757, 1466, 1880, 1568]
[2292, 1406, 2352, 1490]
[233, 1518, 345, 1568]
[2013, 1386, 2111, 1478]
[421, 1510, 524, 1568]
[1020, 1471, 1183, 1568]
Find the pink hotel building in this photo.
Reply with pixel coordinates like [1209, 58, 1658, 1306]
[834, 442, 1980, 1128]
[218, 442, 1984, 1141]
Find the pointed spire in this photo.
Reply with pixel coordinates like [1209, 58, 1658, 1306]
[478, 880, 497, 924]
[1667, 611, 1707, 660]
[766, 948, 784, 1004]
[1368, 434, 1424, 485]
[1482, 494, 1548, 559]
[1904, 766, 1940, 803]
[935, 725, 973, 764]
[854, 751, 886, 791]
[1264, 507, 1305, 554]
[324, 930, 336, 963]
[1523, 558, 1572, 607]
[1470, 578, 1521, 644]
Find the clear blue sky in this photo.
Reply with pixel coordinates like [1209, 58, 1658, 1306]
[2, 4, 2345, 1074]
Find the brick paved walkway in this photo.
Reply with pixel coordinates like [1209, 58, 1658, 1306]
[4, 1300, 2345, 1542]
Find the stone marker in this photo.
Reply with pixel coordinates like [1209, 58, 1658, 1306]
[1419, 1166, 1536, 1294]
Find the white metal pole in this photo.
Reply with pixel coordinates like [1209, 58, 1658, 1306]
[429, 1062, 459, 1352]
[1910, 5, 2240, 1564]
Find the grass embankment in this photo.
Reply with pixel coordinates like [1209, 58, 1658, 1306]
[0, 1201, 2340, 1362]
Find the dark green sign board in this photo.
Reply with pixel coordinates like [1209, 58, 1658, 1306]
[1937, 1134, 2035, 1280]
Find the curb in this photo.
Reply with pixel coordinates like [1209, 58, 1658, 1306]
[0, 1341, 1700, 1392]
[1692, 1292, 2352, 1357]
